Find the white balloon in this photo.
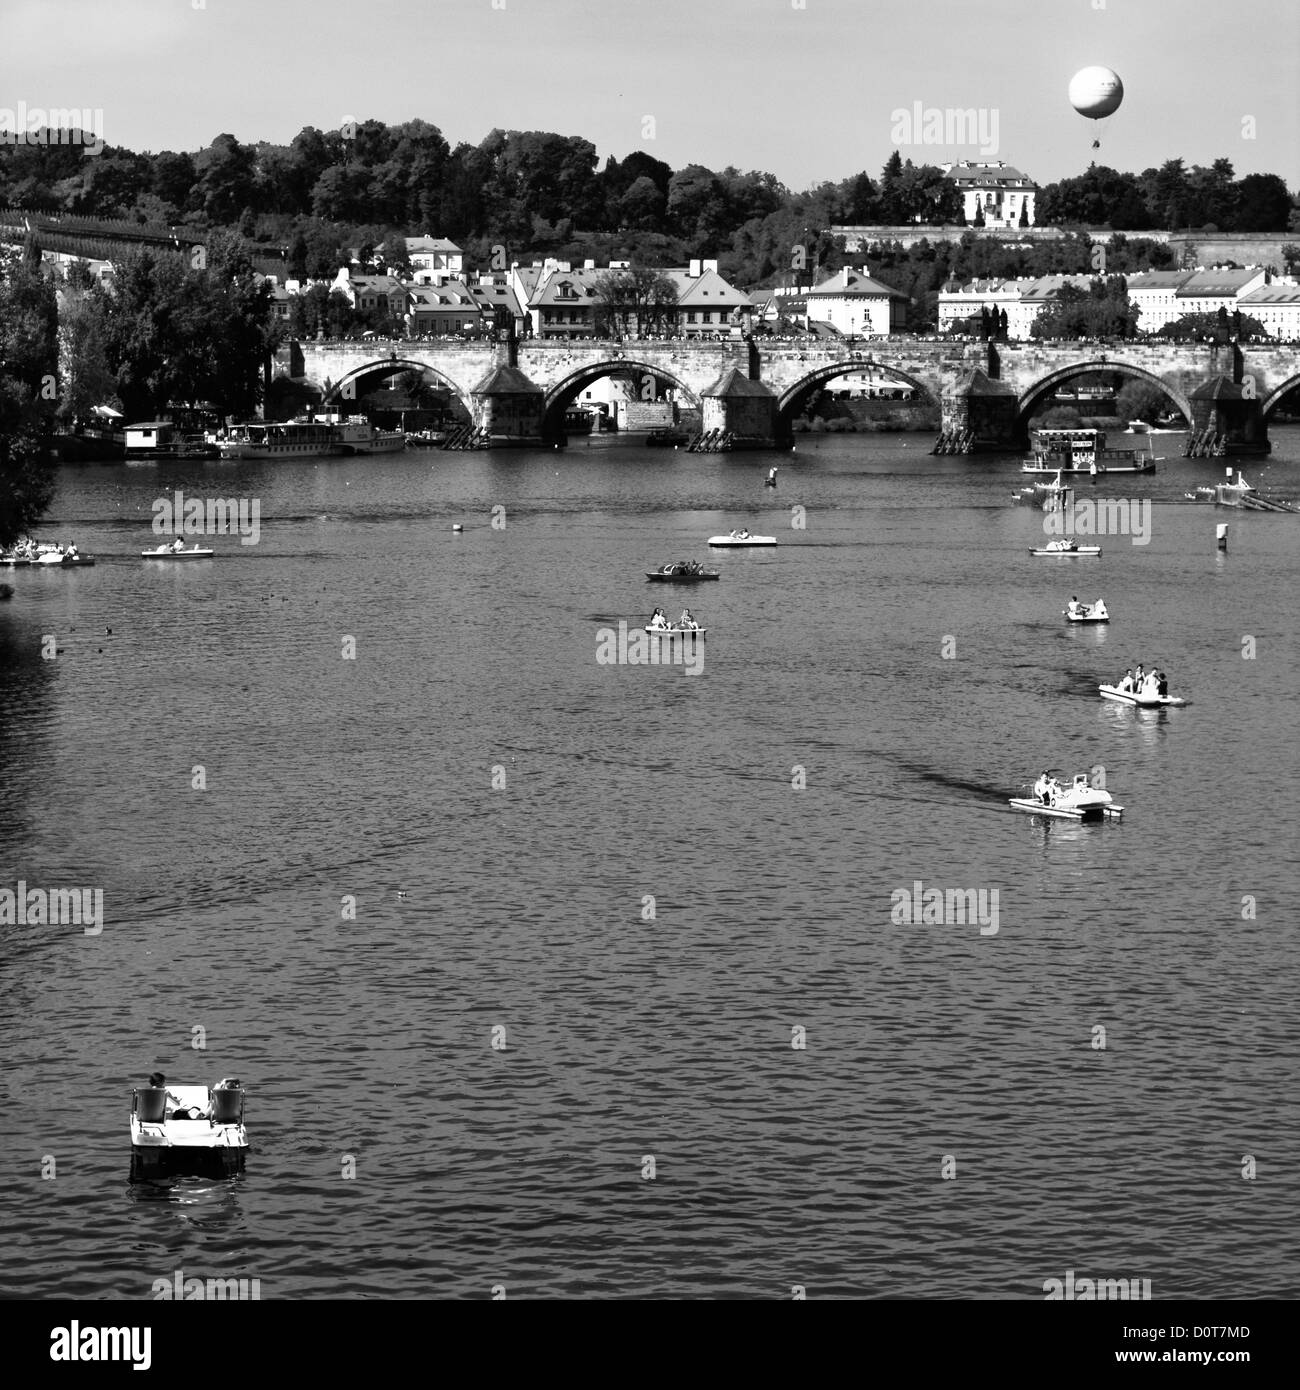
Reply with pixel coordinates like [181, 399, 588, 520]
[1069, 66, 1124, 120]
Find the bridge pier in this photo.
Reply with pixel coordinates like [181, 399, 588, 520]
[701, 365, 782, 449]
[470, 363, 545, 446]
[941, 369, 1020, 450]
[1188, 376, 1270, 456]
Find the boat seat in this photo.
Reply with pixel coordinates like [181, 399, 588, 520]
[210, 1087, 244, 1125]
[135, 1087, 167, 1123]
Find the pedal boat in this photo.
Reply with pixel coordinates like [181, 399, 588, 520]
[1099, 684, 1186, 707]
[130, 1080, 248, 1179]
[1009, 773, 1122, 821]
[708, 531, 777, 547]
[1065, 600, 1108, 623]
[1030, 539, 1101, 557]
[142, 544, 215, 560]
[646, 562, 720, 582]
[644, 623, 706, 638]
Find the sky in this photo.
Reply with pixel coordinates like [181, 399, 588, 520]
[2, 0, 1297, 191]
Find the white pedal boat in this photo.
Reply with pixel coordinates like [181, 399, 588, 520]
[708, 531, 777, 546]
[644, 625, 706, 637]
[1030, 540, 1101, 557]
[1065, 600, 1108, 623]
[1099, 684, 1186, 707]
[130, 1079, 248, 1178]
[1009, 773, 1123, 821]
[142, 544, 215, 560]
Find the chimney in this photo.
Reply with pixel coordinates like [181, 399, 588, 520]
[702, 258, 717, 274]
[688, 259, 701, 278]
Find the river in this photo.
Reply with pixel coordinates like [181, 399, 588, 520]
[1, 428, 1297, 1298]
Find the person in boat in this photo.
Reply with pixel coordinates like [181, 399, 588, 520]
[149, 1071, 207, 1120]
[1034, 771, 1057, 806]
[1134, 663, 1145, 690]
[1117, 669, 1134, 693]
[649, 607, 667, 629]
[1067, 595, 1081, 616]
[1157, 672, 1169, 698]
[171, 536, 186, 552]
[679, 609, 697, 630]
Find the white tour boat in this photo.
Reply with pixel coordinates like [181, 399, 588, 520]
[327, 418, 408, 454]
[708, 530, 777, 547]
[130, 1076, 248, 1178]
[1009, 772, 1123, 821]
[217, 421, 342, 459]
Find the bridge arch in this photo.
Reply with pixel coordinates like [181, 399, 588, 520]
[776, 360, 937, 421]
[1261, 373, 1300, 419]
[1015, 360, 1192, 431]
[541, 359, 700, 433]
[321, 357, 473, 418]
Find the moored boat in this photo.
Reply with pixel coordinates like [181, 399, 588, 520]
[708, 530, 777, 547]
[217, 422, 341, 459]
[646, 561, 720, 582]
[1009, 771, 1123, 820]
[130, 1074, 247, 1179]
[328, 418, 408, 454]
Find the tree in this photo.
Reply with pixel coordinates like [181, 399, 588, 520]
[1114, 378, 1172, 424]
[592, 264, 678, 336]
[194, 134, 257, 224]
[56, 279, 118, 422]
[0, 239, 60, 546]
[1235, 174, 1292, 232]
[617, 175, 666, 231]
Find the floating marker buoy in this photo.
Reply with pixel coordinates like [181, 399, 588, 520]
[452, 524, 463, 532]
[1217, 523, 1228, 551]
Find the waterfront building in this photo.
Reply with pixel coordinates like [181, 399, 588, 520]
[403, 279, 487, 336]
[805, 266, 907, 336]
[1123, 270, 1195, 334]
[405, 236, 463, 279]
[937, 277, 1024, 333]
[1237, 281, 1300, 339]
[330, 268, 407, 318]
[1174, 266, 1268, 319]
[661, 260, 753, 338]
[940, 161, 1037, 228]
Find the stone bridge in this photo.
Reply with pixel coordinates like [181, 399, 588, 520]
[273, 336, 1300, 450]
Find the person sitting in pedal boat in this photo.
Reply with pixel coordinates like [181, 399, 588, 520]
[1157, 672, 1168, 697]
[1117, 668, 1134, 693]
[1068, 595, 1081, 615]
[172, 536, 186, 552]
[679, 609, 696, 630]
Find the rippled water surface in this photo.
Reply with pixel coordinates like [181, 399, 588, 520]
[1, 430, 1297, 1299]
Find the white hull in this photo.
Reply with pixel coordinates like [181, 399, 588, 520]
[709, 534, 777, 547]
[1008, 797, 1123, 820]
[142, 546, 214, 560]
[644, 626, 706, 637]
[1099, 684, 1185, 707]
[1030, 545, 1102, 557]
